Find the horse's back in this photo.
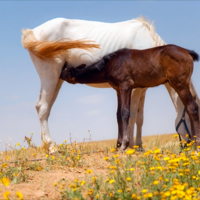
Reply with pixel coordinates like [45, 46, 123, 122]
[32, 18, 156, 66]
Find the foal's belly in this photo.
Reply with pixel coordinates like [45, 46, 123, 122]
[86, 83, 111, 88]
[133, 76, 167, 88]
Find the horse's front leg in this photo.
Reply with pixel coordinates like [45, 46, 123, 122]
[135, 88, 147, 149]
[118, 85, 132, 151]
[129, 88, 144, 148]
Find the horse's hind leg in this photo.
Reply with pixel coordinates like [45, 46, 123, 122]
[117, 85, 132, 151]
[170, 84, 199, 142]
[128, 89, 143, 148]
[129, 88, 147, 149]
[135, 88, 147, 149]
[31, 54, 65, 154]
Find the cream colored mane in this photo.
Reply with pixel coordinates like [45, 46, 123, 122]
[136, 16, 166, 46]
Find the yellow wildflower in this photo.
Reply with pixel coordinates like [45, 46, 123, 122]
[89, 189, 93, 194]
[148, 193, 153, 197]
[132, 194, 137, 199]
[80, 181, 85, 185]
[110, 148, 115, 152]
[3, 191, 10, 200]
[127, 177, 131, 181]
[142, 189, 147, 193]
[2, 177, 9, 186]
[165, 191, 170, 196]
[109, 179, 115, 184]
[2, 163, 7, 168]
[104, 157, 109, 161]
[153, 180, 159, 185]
[174, 134, 178, 138]
[126, 149, 135, 155]
[154, 191, 159, 196]
[16, 191, 23, 200]
[86, 169, 92, 174]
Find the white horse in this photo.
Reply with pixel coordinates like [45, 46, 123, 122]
[22, 17, 200, 153]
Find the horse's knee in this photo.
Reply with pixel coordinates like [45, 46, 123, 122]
[35, 101, 40, 113]
[136, 116, 144, 127]
[129, 110, 137, 122]
[187, 101, 199, 121]
[36, 101, 50, 121]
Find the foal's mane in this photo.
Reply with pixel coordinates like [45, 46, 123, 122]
[136, 16, 166, 47]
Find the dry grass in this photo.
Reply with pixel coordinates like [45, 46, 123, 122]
[0, 133, 186, 200]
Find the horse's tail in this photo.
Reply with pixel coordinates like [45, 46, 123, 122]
[21, 29, 100, 60]
[186, 49, 199, 62]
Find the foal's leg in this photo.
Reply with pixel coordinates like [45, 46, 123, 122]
[116, 92, 123, 148]
[118, 86, 133, 151]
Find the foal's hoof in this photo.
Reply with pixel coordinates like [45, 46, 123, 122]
[120, 142, 129, 151]
[116, 141, 122, 148]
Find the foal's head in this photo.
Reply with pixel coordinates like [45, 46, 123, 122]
[60, 63, 86, 84]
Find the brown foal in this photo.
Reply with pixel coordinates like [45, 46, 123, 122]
[60, 44, 199, 150]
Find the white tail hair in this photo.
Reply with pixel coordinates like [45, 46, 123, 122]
[21, 29, 100, 60]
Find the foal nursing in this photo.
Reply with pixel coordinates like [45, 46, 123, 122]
[60, 44, 200, 150]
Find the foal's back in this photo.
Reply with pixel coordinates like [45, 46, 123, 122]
[105, 45, 196, 89]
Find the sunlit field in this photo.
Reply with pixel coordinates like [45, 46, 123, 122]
[1, 133, 200, 200]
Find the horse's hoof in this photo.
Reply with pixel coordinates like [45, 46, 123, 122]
[120, 142, 129, 151]
[136, 147, 144, 152]
[49, 144, 58, 155]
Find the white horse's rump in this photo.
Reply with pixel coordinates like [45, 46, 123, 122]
[22, 17, 199, 152]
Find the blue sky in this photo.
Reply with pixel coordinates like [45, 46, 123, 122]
[0, 1, 200, 149]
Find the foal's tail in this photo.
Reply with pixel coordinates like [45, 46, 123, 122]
[21, 29, 100, 60]
[186, 49, 199, 62]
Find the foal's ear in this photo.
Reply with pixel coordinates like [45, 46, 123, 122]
[77, 64, 87, 70]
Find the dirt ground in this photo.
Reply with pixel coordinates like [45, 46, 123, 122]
[0, 133, 176, 199]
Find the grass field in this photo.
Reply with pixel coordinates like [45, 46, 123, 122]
[1, 133, 200, 200]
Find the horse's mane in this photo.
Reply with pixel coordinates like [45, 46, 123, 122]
[136, 16, 166, 46]
[189, 81, 200, 104]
